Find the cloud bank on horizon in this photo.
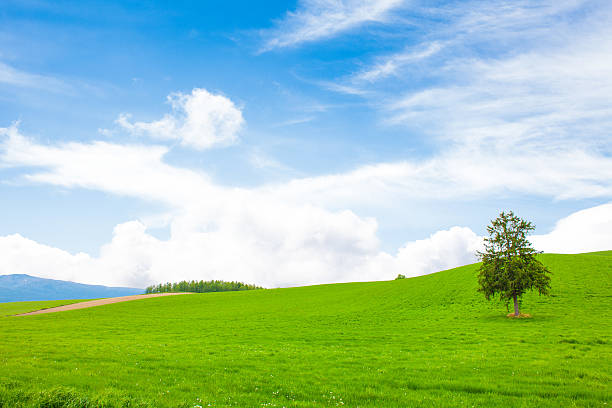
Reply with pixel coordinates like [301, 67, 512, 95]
[1, 0, 612, 288]
[1, 119, 611, 288]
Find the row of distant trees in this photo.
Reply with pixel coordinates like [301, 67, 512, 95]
[146, 212, 549, 317]
[145, 280, 263, 294]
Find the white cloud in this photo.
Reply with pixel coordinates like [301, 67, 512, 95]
[0, 234, 93, 282]
[117, 88, 244, 150]
[0, 124, 380, 287]
[318, 81, 371, 96]
[326, 1, 612, 160]
[3, 2, 612, 290]
[0, 122, 213, 205]
[308, 2, 612, 203]
[248, 149, 290, 171]
[453, 0, 590, 40]
[7, 117, 612, 212]
[270, 116, 315, 128]
[0, 223, 161, 288]
[3, 124, 611, 288]
[531, 203, 612, 254]
[391, 226, 482, 277]
[0, 216, 481, 289]
[387, 30, 612, 150]
[0, 123, 484, 288]
[325, 1, 595, 95]
[0, 61, 71, 93]
[267, 147, 612, 206]
[353, 41, 444, 83]
[2, 198, 609, 289]
[260, 0, 405, 51]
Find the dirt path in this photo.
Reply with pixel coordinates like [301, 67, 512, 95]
[15, 293, 191, 316]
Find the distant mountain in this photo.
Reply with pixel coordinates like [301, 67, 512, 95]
[0, 274, 143, 303]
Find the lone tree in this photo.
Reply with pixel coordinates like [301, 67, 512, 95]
[477, 211, 551, 316]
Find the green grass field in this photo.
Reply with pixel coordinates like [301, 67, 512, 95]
[0, 299, 91, 317]
[1, 252, 611, 407]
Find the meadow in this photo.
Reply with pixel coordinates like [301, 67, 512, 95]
[1, 252, 611, 407]
[0, 299, 90, 317]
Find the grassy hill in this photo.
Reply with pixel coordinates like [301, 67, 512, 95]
[0, 299, 90, 317]
[0, 252, 611, 407]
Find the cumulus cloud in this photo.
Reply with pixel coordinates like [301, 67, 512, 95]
[2, 198, 608, 289]
[392, 227, 482, 276]
[117, 88, 244, 150]
[531, 203, 612, 254]
[0, 223, 161, 288]
[0, 124, 385, 287]
[2, 124, 612, 287]
[260, 0, 405, 51]
[0, 234, 93, 282]
[0, 216, 482, 288]
[0, 124, 487, 288]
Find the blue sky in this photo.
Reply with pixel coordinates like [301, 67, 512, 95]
[1, 0, 612, 288]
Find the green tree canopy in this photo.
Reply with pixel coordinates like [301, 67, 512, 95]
[145, 280, 263, 294]
[477, 211, 551, 316]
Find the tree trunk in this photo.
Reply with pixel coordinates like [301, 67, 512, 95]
[513, 291, 519, 316]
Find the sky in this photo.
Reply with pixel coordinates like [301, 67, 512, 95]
[1, 0, 612, 288]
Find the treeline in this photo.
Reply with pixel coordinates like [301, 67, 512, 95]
[145, 280, 264, 294]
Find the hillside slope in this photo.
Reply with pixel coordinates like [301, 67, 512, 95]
[0, 252, 611, 407]
[0, 274, 142, 302]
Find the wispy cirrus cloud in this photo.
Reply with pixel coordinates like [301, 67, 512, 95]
[267, 147, 612, 208]
[387, 21, 612, 151]
[259, 0, 406, 52]
[0, 61, 71, 93]
[270, 116, 315, 128]
[353, 41, 444, 83]
[317, 1, 612, 202]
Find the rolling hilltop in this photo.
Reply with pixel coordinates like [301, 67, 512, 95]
[0, 274, 142, 303]
[0, 252, 611, 407]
